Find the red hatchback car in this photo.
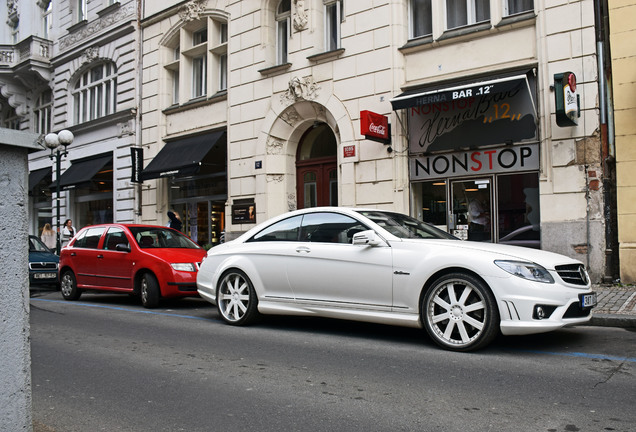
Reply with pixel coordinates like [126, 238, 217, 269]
[59, 224, 207, 308]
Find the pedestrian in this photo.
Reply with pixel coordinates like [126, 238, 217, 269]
[41, 223, 56, 250]
[167, 211, 182, 232]
[61, 219, 76, 247]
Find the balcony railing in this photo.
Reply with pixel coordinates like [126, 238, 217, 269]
[0, 36, 53, 68]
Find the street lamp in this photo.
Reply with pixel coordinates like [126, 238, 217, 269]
[44, 130, 74, 254]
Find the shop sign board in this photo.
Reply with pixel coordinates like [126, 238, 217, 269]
[410, 143, 539, 181]
[131, 147, 143, 183]
[392, 75, 537, 154]
[554, 71, 580, 127]
[360, 110, 390, 143]
[232, 202, 256, 224]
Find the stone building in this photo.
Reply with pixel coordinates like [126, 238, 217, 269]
[1, 0, 140, 237]
[139, 0, 611, 281]
[609, 0, 636, 283]
[0, 0, 622, 283]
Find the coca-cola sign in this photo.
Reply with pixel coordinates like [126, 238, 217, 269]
[360, 110, 389, 141]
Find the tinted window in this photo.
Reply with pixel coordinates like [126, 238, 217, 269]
[247, 215, 302, 242]
[103, 227, 129, 250]
[300, 213, 366, 244]
[74, 227, 106, 249]
[128, 227, 201, 249]
[357, 211, 457, 240]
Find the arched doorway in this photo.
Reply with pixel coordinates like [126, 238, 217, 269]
[296, 122, 337, 209]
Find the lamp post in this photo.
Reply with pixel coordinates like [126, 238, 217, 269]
[44, 130, 74, 254]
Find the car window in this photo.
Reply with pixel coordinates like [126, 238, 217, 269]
[29, 236, 52, 253]
[247, 215, 302, 242]
[73, 227, 106, 249]
[300, 213, 367, 244]
[128, 227, 201, 249]
[356, 210, 457, 240]
[103, 227, 129, 250]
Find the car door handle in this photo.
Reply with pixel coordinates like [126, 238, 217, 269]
[295, 246, 311, 254]
[70, 252, 76, 256]
[97, 255, 104, 259]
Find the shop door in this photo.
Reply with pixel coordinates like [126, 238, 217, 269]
[297, 160, 337, 208]
[450, 179, 492, 242]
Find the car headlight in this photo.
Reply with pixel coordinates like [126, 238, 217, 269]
[494, 260, 554, 284]
[171, 263, 196, 272]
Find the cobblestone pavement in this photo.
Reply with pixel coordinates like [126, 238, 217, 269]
[590, 284, 636, 328]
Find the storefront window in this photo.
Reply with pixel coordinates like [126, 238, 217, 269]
[496, 173, 540, 248]
[412, 173, 540, 248]
[73, 160, 114, 227]
[412, 180, 447, 228]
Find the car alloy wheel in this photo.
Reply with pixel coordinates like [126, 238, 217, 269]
[140, 273, 160, 308]
[60, 270, 81, 301]
[423, 273, 499, 352]
[216, 269, 259, 325]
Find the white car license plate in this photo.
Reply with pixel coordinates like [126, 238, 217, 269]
[580, 292, 597, 308]
[35, 272, 57, 279]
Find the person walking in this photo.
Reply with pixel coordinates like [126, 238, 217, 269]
[40, 223, 56, 250]
[167, 211, 182, 232]
[61, 219, 76, 247]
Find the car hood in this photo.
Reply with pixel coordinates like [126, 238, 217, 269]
[141, 248, 207, 263]
[395, 238, 581, 269]
[29, 251, 59, 263]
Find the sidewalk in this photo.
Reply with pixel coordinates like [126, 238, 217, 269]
[589, 284, 636, 328]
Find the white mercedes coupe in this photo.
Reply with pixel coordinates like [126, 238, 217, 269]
[197, 207, 596, 351]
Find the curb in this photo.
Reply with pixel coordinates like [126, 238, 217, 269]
[589, 314, 636, 329]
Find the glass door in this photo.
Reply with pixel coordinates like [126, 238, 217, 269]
[450, 178, 492, 242]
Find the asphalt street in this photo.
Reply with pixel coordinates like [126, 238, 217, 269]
[29, 289, 636, 432]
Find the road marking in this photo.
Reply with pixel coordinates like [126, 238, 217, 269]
[508, 348, 636, 363]
[31, 298, 210, 321]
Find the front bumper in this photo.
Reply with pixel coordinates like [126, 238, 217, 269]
[487, 274, 595, 336]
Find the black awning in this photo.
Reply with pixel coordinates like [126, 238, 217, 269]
[141, 130, 226, 181]
[29, 167, 52, 192]
[390, 74, 530, 110]
[57, 154, 112, 190]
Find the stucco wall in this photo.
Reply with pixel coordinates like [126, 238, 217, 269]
[0, 144, 32, 431]
[609, 0, 636, 283]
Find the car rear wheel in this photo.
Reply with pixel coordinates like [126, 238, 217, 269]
[422, 273, 499, 352]
[216, 269, 259, 325]
[140, 273, 160, 309]
[60, 270, 81, 301]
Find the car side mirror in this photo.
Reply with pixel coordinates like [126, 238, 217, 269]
[116, 243, 131, 252]
[352, 230, 382, 246]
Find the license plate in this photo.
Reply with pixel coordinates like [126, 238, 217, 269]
[35, 273, 57, 279]
[580, 292, 597, 308]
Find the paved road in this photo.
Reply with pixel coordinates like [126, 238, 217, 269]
[31, 291, 636, 432]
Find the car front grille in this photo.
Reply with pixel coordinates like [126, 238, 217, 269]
[555, 264, 589, 286]
[29, 262, 58, 270]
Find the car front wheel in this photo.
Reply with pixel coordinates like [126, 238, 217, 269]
[216, 269, 259, 326]
[140, 273, 160, 308]
[422, 273, 499, 352]
[60, 270, 81, 301]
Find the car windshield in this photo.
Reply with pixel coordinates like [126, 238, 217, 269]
[29, 236, 53, 253]
[355, 210, 458, 240]
[128, 227, 202, 249]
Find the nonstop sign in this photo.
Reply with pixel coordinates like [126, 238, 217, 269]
[410, 143, 539, 180]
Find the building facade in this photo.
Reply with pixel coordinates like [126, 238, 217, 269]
[1, 0, 139, 238]
[139, 0, 610, 281]
[2, 0, 621, 283]
[609, 0, 636, 283]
